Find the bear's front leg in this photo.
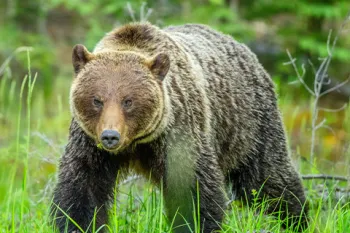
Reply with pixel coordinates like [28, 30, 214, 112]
[194, 153, 226, 233]
[50, 120, 119, 233]
[164, 142, 226, 233]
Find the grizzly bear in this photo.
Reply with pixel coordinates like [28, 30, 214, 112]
[51, 22, 308, 233]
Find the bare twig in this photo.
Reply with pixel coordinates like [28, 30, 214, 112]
[283, 57, 297, 65]
[305, 183, 350, 205]
[144, 8, 153, 22]
[318, 125, 336, 137]
[126, 2, 136, 22]
[284, 12, 350, 163]
[314, 118, 326, 130]
[315, 57, 330, 92]
[302, 174, 349, 182]
[307, 59, 317, 76]
[318, 103, 348, 112]
[319, 77, 350, 97]
[285, 50, 315, 96]
[126, 2, 153, 22]
[140, 2, 145, 22]
[326, 29, 333, 56]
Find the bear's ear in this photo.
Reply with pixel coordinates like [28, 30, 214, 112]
[72, 44, 94, 74]
[146, 53, 170, 81]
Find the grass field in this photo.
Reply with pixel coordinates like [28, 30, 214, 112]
[0, 51, 349, 233]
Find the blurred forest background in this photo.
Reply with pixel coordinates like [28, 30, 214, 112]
[0, 0, 350, 213]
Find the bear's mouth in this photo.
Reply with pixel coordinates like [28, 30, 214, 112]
[96, 141, 128, 154]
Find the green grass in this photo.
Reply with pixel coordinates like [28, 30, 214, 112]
[0, 52, 349, 233]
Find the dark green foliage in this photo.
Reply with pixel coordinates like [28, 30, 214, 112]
[1, 0, 349, 103]
[241, 0, 350, 96]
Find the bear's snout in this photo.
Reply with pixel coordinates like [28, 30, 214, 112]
[100, 129, 120, 149]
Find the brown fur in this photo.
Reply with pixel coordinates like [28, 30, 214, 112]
[51, 22, 308, 233]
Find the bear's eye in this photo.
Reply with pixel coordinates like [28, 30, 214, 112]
[122, 99, 133, 109]
[93, 97, 103, 108]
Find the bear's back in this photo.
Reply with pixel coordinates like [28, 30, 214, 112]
[164, 24, 271, 87]
[165, 24, 280, 169]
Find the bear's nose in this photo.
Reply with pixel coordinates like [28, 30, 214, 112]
[100, 130, 120, 149]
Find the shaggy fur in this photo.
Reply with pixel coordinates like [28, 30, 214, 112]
[51, 22, 308, 233]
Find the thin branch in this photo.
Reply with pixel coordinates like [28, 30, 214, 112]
[302, 174, 349, 182]
[318, 125, 336, 137]
[315, 57, 331, 94]
[307, 59, 317, 76]
[283, 58, 297, 65]
[285, 50, 315, 96]
[140, 2, 152, 22]
[330, 12, 350, 53]
[126, 2, 153, 22]
[315, 57, 327, 82]
[323, 76, 331, 85]
[314, 118, 326, 130]
[144, 8, 153, 21]
[314, 14, 350, 96]
[140, 2, 145, 22]
[126, 2, 136, 22]
[318, 103, 348, 112]
[326, 29, 333, 56]
[288, 80, 301, 85]
[319, 77, 350, 97]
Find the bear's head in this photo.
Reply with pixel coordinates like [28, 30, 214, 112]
[70, 44, 170, 152]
